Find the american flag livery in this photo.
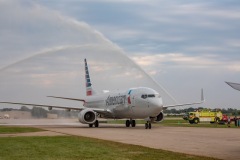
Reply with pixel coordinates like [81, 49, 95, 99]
[85, 59, 93, 96]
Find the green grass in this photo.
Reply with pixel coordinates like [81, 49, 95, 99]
[0, 126, 44, 134]
[0, 136, 218, 160]
[161, 118, 239, 128]
[160, 121, 238, 128]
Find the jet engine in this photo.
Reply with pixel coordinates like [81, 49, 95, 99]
[78, 108, 96, 124]
[151, 112, 164, 122]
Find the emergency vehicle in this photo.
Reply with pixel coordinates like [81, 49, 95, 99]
[183, 109, 225, 124]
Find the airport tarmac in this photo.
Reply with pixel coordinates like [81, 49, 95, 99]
[1, 119, 240, 160]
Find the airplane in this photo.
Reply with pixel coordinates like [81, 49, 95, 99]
[225, 81, 240, 91]
[0, 59, 204, 129]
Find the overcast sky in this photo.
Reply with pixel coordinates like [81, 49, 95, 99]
[0, 0, 240, 109]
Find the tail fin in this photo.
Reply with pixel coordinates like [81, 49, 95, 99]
[85, 59, 94, 96]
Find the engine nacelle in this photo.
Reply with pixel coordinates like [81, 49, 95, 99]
[78, 108, 96, 124]
[151, 112, 164, 122]
[156, 112, 164, 122]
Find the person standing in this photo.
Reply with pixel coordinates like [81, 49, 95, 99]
[234, 116, 238, 127]
[227, 116, 231, 127]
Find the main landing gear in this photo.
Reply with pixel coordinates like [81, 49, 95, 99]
[145, 122, 152, 129]
[125, 119, 136, 127]
[89, 120, 99, 128]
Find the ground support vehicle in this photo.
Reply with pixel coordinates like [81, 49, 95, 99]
[183, 109, 225, 124]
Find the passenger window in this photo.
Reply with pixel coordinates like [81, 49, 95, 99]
[141, 94, 147, 99]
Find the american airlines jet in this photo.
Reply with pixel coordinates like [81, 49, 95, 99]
[0, 59, 204, 129]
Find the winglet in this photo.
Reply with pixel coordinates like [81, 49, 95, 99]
[201, 88, 205, 102]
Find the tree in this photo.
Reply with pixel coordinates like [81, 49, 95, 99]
[31, 107, 48, 118]
[20, 106, 31, 112]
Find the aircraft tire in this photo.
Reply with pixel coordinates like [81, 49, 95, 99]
[131, 120, 136, 127]
[189, 120, 194, 124]
[95, 120, 99, 127]
[126, 120, 130, 127]
[215, 117, 220, 123]
[194, 118, 199, 124]
[149, 123, 152, 129]
[145, 123, 148, 129]
[145, 122, 152, 129]
[89, 124, 93, 127]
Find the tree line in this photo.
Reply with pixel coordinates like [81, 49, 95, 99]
[165, 107, 240, 116]
[1, 106, 240, 117]
[1, 106, 79, 118]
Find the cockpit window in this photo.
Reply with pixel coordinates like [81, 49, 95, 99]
[141, 94, 157, 99]
[148, 94, 155, 98]
[141, 94, 147, 99]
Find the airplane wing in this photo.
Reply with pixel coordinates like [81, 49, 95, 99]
[46, 96, 112, 114]
[47, 96, 85, 102]
[163, 101, 203, 109]
[0, 102, 84, 110]
[163, 89, 204, 109]
[225, 81, 240, 91]
[0, 101, 111, 114]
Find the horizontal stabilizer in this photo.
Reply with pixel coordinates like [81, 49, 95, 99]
[226, 81, 240, 91]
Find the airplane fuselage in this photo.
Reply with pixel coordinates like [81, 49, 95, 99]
[84, 87, 163, 119]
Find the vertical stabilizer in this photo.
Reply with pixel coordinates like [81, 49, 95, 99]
[85, 59, 94, 96]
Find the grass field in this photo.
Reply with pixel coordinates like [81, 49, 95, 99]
[0, 135, 219, 160]
[161, 119, 239, 128]
[0, 126, 44, 134]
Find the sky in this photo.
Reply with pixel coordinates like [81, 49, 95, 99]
[0, 0, 240, 109]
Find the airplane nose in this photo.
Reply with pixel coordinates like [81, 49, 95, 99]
[149, 98, 163, 109]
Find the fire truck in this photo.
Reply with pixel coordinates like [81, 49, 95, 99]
[183, 109, 227, 124]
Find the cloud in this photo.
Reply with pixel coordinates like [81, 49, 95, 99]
[1, 0, 240, 109]
[227, 64, 240, 72]
[226, 39, 240, 48]
[0, 1, 113, 68]
[131, 53, 240, 72]
[31, 1, 240, 66]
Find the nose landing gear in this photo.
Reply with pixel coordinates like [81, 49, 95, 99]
[145, 122, 152, 129]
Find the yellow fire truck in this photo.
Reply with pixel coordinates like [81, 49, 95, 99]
[183, 109, 224, 124]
